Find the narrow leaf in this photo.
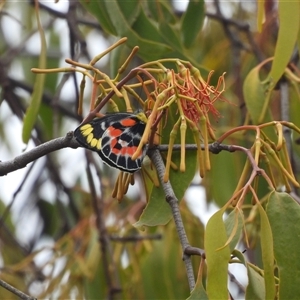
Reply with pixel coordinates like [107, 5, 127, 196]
[22, 4, 47, 143]
[103, 0, 171, 60]
[132, 8, 165, 44]
[135, 105, 197, 228]
[181, 0, 205, 48]
[257, 0, 265, 32]
[188, 253, 208, 299]
[79, 0, 117, 35]
[243, 62, 272, 124]
[159, 21, 183, 52]
[134, 150, 197, 228]
[267, 0, 300, 89]
[256, 200, 276, 299]
[224, 208, 244, 252]
[133, 185, 171, 229]
[246, 264, 266, 300]
[232, 250, 265, 300]
[266, 191, 300, 299]
[205, 207, 231, 299]
[147, 1, 177, 24]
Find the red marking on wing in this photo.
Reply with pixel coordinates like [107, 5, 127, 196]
[111, 148, 120, 155]
[110, 138, 118, 149]
[122, 146, 141, 157]
[119, 118, 137, 127]
[107, 127, 123, 137]
[111, 146, 141, 157]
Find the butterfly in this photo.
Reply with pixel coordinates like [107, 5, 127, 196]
[74, 112, 147, 173]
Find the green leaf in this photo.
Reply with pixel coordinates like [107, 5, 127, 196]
[159, 21, 183, 52]
[243, 63, 271, 124]
[22, 6, 47, 143]
[134, 150, 197, 228]
[256, 199, 276, 299]
[169, 152, 198, 201]
[188, 258, 208, 300]
[125, 226, 190, 299]
[205, 207, 231, 299]
[187, 278, 208, 300]
[208, 151, 242, 206]
[39, 104, 54, 139]
[298, 24, 300, 59]
[133, 185, 171, 229]
[84, 229, 105, 299]
[114, 0, 140, 26]
[132, 8, 165, 44]
[267, 1, 300, 89]
[257, 0, 265, 32]
[102, 0, 171, 61]
[79, 0, 117, 35]
[37, 200, 59, 236]
[266, 191, 300, 299]
[147, 1, 177, 24]
[135, 105, 197, 228]
[109, 44, 132, 77]
[224, 208, 244, 252]
[181, 0, 205, 48]
[246, 265, 266, 300]
[232, 250, 265, 300]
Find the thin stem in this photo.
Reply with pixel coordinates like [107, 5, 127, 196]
[0, 278, 37, 300]
[110, 234, 162, 242]
[81, 67, 157, 125]
[280, 81, 293, 159]
[85, 152, 121, 299]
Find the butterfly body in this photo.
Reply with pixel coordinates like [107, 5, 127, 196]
[74, 112, 147, 173]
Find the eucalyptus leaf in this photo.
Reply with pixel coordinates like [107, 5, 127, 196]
[266, 191, 300, 299]
[256, 199, 276, 299]
[267, 1, 300, 89]
[22, 7, 47, 143]
[181, 0, 205, 48]
[205, 207, 231, 299]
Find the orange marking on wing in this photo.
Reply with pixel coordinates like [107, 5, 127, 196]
[119, 118, 137, 127]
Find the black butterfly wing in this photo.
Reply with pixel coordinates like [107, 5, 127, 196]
[74, 113, 146, 173]
[100, 116, 147, 173]
[74, 113, 134, 151]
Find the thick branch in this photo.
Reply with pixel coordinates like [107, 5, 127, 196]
[148, 149, 196, 291]
[0, 135, 234, 177]
[0, 132, 79, 176]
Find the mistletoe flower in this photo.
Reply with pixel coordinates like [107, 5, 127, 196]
[161, 63, 226, 180]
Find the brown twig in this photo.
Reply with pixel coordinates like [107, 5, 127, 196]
[80, 67, 157, 125]
[0, 278, 37, 300]
[147, 148, 196, 291]
[110, 234, 162, 242]
[0, 132, 78, 176]
[29, 0, 102, 30]
[184, 245, 205, 257]
[0, 132, 236, 177]
[85, 152, 121, 299]
[6, 77, 80, 120]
